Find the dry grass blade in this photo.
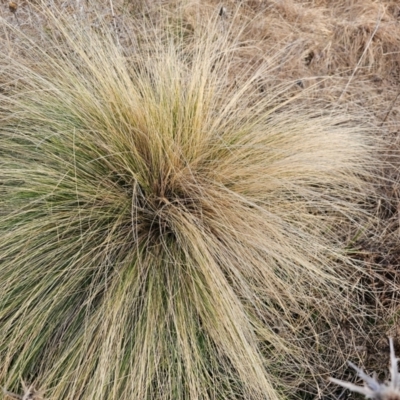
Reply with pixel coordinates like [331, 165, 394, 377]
[0, 2, 382, 399]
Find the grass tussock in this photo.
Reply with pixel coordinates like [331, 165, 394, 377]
[0, 3, 381, 399]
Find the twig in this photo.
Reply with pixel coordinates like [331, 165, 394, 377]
[381, 91, 400, 127]
[109, 0, 120, 46]
[330, 337, 400, 399]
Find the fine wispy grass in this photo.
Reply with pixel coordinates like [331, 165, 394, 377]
[0, 3, 380, 399]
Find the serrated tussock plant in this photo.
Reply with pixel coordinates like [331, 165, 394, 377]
[0, 4, 379, 400]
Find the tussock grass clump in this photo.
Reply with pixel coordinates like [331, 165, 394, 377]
[0, 4, 379, 399]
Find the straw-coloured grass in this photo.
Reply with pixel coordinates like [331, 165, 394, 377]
[0, 3, 380, 399]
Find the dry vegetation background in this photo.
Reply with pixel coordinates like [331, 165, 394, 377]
[1, 0, 400, 399]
